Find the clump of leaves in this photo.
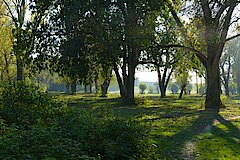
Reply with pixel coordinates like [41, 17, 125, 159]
[0, 82, 158, 159]
[0, 81, 65, 126]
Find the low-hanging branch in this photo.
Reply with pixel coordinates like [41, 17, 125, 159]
[152, 42, 207, 67]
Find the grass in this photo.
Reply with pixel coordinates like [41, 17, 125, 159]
[53, 93, 240, 159]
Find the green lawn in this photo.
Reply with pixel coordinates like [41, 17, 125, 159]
[54, 93, 240, 159]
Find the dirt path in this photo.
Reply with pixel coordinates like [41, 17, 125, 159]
[181, 116, 240, 160]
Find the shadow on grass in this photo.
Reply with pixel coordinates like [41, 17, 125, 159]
[57, 94, 240, 159]
[160, 110, 240, 159]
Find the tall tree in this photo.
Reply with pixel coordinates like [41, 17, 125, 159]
[0, 16, 15, 83]
[2, 0, 55, 80]
[168, 0, 240, 111]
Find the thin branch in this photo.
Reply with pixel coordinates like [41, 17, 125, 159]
[226, 33, 240, 42]
[220, 6, 235, 43]
[153, 43, 207, 67]
[2, 0, 17, 26]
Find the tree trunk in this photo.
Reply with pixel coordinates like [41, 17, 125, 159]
[89, 83, 92, 93]
[71, 81, 77, 94]
[113, 63, 126, 98]
[65, 83, 70, 94]
[237, 79, 240, 96]
[196, 72, 199, 94]
[205, 62, 221, 111]
[95, 74, 99, 94]
[179, 84, 186, 99]
[17, 58, 23, 81]
[4, 52, 11, 84]
[84, 85, 87, 93]
[126, 49, 136, 104]
[224, 83, 229, 97]
[101, 80, 110, 97]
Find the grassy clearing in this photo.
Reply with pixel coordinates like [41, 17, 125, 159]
[54, 93, 240, 159]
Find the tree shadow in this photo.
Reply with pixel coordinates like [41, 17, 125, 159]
[162, 110, 240, 159]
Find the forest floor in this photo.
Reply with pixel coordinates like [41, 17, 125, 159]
[54, 93, 240, 160]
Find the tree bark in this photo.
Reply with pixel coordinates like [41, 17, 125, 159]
[237, 79, 240, 96]
[4, 52, 11, 84]
[71, 81, 77, 94]
[17, 58, 23, 81]
[196, 72, 199, 94]
[179, 84, 186, 99]
[205, 61, 221, 111]
[101, 80, 110, 97]
[113, 63, 126, 98]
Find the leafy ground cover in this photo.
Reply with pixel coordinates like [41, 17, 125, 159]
[55, 93, 240, 159]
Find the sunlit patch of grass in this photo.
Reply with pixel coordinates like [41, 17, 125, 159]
[196, 119, 240, 159]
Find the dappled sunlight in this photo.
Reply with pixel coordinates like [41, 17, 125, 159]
[52, 93, 240, 159]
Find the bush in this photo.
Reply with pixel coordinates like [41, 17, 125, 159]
[0, 81, 65, 126]
[0, 82, 158, 159]
[0, 109, 157, 160]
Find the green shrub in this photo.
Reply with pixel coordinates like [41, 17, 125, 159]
[0, 81, 65, 126]
[0, 109, 157, 160]
[0, 82, 157, 159]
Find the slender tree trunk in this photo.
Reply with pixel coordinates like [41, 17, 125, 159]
[95, 74, 99, 94]
[224, 83, 229, 97]
[4, 52, 11, 83]
[179, 84, 186, 99]
[71, 81, 77, 94]
[113, 63, 125, 98]
[17, 58, 23, 81]
[89, 83, 92, 93]
[65, 83, 70, 94]
[237, 79, 240, 96]
[84, 85, 87, 93]
[196, 72, 199, 94]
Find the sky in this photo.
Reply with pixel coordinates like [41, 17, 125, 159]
[135, 71, 158, 82]
[135, 70, 201, 84]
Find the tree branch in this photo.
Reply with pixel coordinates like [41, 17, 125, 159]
[153, 43, 207, 67]
[226, 33, 240, 42]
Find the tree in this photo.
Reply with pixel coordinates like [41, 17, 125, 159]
[139, 13, 180, 98]
[139, 83, 147, 94]
[231, 38, 240, 95]
[2, 0, 55, 80]
[220, 43, 235, 97]
[0, 16, 15, 83]
[168, 82, 179, 94]
[175, 70, 191, 99]
[168, 0, 240, 111]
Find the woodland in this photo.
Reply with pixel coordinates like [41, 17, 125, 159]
[0, 0, 240, 159]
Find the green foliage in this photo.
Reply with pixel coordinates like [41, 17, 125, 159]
[0, 81, 65, 126]
[139, 83, 147, 94]
[0, 82, 157, 160]
[168, 82, 179, 94]
[0, 109, 157, 160]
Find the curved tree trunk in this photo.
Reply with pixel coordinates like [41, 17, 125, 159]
[101, 80, 110, 97]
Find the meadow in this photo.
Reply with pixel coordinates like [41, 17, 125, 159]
[56, 93, 240, 159]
